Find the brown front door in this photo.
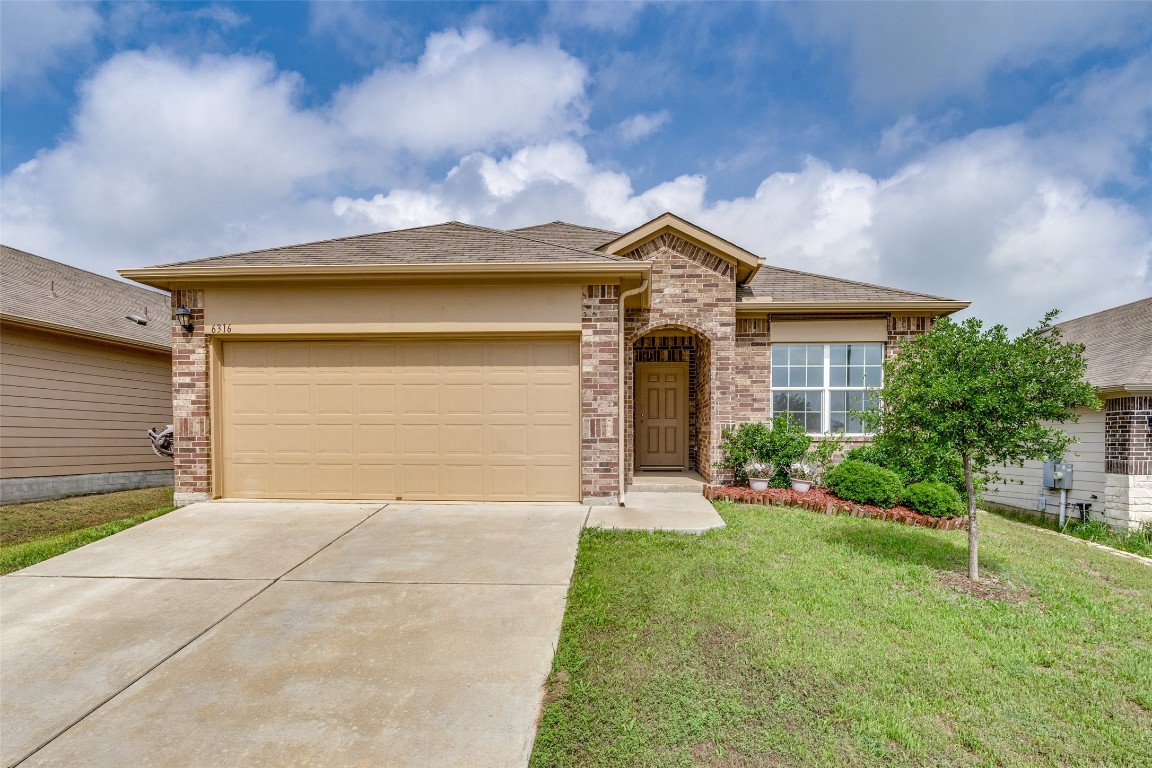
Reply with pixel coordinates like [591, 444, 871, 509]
[635, 363, 688, 469]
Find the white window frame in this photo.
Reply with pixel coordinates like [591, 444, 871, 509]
[770, 342, 883, 435]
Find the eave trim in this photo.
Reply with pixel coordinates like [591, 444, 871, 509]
[118, 260, 652, 291]
[0, 314, 172, 353]
[736, 300, 971, 315]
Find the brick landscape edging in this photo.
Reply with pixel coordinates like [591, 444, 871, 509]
[704, 485, 970, 531]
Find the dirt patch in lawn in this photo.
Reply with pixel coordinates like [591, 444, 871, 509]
[1, 486, 173, 545]
[540, 669, 569, 710]
[934, 569, 1031, 605]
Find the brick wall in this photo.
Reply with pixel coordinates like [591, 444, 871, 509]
[623, 234, 736, 484]
[171, 289, 211, 506]
[1105, 395, 1152, 475]
[581, 284, 621, 501]
[887, 315, 936, 356]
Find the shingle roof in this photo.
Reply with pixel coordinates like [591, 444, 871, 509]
[1, 245, 171, 349]
[1053, 297, 1152, 390]
[740, 264, 952, 303]
[509, 221, 621, 251]
[150, 222, 632, 268]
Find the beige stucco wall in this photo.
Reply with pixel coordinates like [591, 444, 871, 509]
[983, 407, 1106, 522]
[0, 322, 172, 480]
[203, 283, 582, 335]
[770, 318, 889, 342]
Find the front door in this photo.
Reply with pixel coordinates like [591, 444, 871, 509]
[635, 363, 688, 469]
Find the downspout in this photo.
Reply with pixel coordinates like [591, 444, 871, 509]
[618, 279, 649, 507]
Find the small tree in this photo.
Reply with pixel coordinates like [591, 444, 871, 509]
[867, 311, 1097, 580]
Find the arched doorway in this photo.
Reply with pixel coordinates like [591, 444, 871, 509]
[629, 325, 713, 481]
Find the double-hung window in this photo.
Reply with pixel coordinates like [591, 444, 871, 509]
[771, 343, 883, 434]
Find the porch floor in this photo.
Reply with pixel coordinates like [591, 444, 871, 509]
[628, 470, 706, 493]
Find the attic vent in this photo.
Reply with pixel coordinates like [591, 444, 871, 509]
[50, 280, 57, 298]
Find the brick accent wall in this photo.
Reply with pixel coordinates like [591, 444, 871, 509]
[734, 315, 772, 415]
[581, 284, 621, 501]
[171, 289, 211, 506]
[1105, 395, 1152, 475]
[623, 236, 736, 484]
[887, 315, 936, 356]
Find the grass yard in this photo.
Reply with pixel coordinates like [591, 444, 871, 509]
[1, 486, 174, 574]
[532, 503, 1152, 768]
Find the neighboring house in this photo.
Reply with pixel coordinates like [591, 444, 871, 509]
[984, 298, 1152, 531]
[1, 246, 173, 503]
[120, 213, 969, 507]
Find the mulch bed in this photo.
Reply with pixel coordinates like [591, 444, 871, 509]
[704, 485, 969, 531]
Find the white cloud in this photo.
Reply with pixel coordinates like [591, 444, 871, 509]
[614, 111, 671, 143]
[545, 1, 647, 33]
[0, 0, 102, 88]
[1, 50, 341, 265]
[333, 28, 588, 154]
[796, 2, 1152, 109]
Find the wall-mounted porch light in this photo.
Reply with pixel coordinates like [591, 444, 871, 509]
[175, 307, 194, 333]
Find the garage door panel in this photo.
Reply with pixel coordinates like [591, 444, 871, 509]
[272, 425, 311, 454]
[271, 384, 310, 416]
[316, 384, 355, 414]
[400, 384, 439, 415]
[359, 384, 396, 415]
[489, 465, 528, 498]
[222, 339, 578, 501]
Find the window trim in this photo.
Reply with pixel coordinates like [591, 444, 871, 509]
[770, 342, 883, 435]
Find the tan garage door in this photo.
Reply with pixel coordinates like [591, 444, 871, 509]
[220, 339, 579, 501]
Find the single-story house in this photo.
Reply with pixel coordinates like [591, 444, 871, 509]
[120, 213, 969, 507]
[983, 297, 1151, 531]
[1, 246, 173, 503]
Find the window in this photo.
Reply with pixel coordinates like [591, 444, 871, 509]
[771, 343, 883, 434]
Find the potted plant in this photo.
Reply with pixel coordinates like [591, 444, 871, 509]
[745, 461, 773, 492]
[789, 462, 815, 493]
[719, 417, 813, 489]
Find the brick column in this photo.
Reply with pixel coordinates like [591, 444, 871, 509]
[171, 289, 211, 506]
[580, 285, 621, 503]
[1104, 395, 1152, 530]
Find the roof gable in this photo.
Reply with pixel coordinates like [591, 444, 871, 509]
[600, 212, 763, 284]
[1, 245, 171, 350]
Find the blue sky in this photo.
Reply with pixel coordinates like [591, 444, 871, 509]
[2, 1, 1150, 331]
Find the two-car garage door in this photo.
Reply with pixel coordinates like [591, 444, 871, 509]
[220, 339, 580, 501]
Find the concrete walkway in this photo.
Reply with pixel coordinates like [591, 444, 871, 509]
[1, 494, 723, 767]
[588, 491, 726, 533]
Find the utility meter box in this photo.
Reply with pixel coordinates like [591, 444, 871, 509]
[1043, 461, 1073, 489]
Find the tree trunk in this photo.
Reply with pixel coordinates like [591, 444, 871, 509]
[964, 452, 979, 581]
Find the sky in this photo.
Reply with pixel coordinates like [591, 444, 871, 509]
[1, 1, 1150, 332]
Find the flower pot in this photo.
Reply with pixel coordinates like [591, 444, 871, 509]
[791, 479, 813, 493]
[749, 478, 770, 492]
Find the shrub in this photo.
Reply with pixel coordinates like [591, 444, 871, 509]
[844, 431, 967, 494]
[902, 481, 964, 518]
[825, 460, 903, 508]
[720, 416, 812, 485]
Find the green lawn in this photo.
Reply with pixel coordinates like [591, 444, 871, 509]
[532, 503, 1152, 768]
[1, 486, 174, 574]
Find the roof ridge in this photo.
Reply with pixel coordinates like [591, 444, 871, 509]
[158, 222, 473, 267]
[753, 262, 951, 301]
[1056, 295, 1152, 328]
[512, 221, 624, 238]
[451, 221, 631, 262]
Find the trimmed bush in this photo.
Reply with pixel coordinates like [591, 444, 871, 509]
[824, 460, 903, 508]
[720, 416, 812, 486]
[844, 433, 966, 494]
[901, 481, 965, 518]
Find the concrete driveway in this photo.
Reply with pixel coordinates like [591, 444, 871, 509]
[1, 501, 587, 768]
